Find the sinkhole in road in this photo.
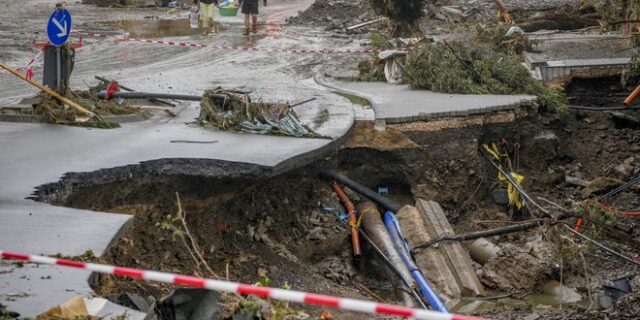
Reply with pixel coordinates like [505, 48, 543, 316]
[30, 108, 640, 318]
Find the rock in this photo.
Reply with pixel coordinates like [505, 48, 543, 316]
[479, 243, 557, 292]
[610, 111, 640, 129]
[469, 238, 501, 265]
[543, 280, 582, 304]
[599, 294, 614, 309]
[565, 175, 590, 187]
[530, 131, 559, 160]
[613, 157, 635, 180]
[490, 189, 508, 206]
[523, 313, 540, 320]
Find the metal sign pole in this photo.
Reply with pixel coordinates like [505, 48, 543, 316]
[56, 46, 61, 92]
[47, 4, 71, 93]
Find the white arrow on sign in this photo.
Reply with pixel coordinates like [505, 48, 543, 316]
[52, 17, 68, 38]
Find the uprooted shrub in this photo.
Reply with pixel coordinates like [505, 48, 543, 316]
[198, 88, 318, 137]
[31, 83, 138, 128]
[404, 41, 568, 113]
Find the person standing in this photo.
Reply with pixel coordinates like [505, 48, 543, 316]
[240, 0, 266, 35]
[196, 0, 219, 34]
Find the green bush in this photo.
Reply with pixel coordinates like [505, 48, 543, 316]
[405, 42, 568, 113]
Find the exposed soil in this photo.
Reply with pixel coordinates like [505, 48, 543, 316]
[34, 96, 640, 318]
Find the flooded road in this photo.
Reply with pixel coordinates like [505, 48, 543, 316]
[0, 0, 363, 107]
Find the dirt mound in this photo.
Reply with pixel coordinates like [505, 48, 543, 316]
[287, 0, 376, 29]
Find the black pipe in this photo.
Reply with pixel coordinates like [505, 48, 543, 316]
[290, 97, 316, 108]
[98, 90, 210, 101]
[569, 105, 636, 111]
[95, 76, 176, 107]
[320, 170, 402, 213]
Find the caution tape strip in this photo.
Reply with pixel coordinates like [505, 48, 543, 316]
[0, 250, 484, 320]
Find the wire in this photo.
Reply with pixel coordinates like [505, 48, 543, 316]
[563, 225, 640, 267]
[479, 148, 551, 217]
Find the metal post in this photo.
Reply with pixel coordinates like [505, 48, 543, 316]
[56, 46, 61, 92]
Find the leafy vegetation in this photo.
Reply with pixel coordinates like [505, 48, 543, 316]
[404, 39, 567, 113]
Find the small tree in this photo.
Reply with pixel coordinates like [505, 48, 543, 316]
[370, 0, 427, 37]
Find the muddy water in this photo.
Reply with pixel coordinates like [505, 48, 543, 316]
[99, 19, 224, 38]
[332, 91, 371, 107]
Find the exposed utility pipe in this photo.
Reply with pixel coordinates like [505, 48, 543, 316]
[290, 97, 317, 107]
[569, 105, 636, 111]
[357, 201, 416, 308]
[330, 181, 362, 258]
[99, 90, 316, 108]
[98, 90, 210, 101]
[358, 230, 429, 309]
[95, 76, 176, 107]
[321, 170, 402, 213]
[624, 84, 640, 106]
[383, 211, 449, 312]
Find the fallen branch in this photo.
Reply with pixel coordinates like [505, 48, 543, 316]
[175, 192, 220, 278]
[0, 61, 97, 119]
[412, 219, 548, 252]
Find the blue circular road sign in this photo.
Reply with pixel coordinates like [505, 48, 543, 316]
[47, 9, 72, 47]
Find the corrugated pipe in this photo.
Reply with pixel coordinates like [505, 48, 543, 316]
[383, 211, 449, 312]
[357, 201, 417, 308]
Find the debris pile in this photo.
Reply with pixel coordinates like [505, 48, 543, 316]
[197, 88, 316, 137]
[287, 0, 377, 31]
[31, 83, 138, 128]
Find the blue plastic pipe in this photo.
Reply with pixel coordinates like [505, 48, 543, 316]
[383, 211, 448, 312]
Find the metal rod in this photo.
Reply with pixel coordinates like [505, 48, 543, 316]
[56, 47, 61, 92]
[98, 90, 227, 101]
[95, 76, 176, 107]
[290, 97, 317, 108]
[321, 170, 402, 213]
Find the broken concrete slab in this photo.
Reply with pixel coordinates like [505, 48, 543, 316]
[0, 97, 353, 316]
[0, 262, 93, 318]
[397, 200, 485, 304]
[315, 75, 537, 123]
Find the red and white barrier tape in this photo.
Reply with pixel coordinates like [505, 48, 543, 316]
[0, 250, 484, 320]
[70, 30, 373, 55]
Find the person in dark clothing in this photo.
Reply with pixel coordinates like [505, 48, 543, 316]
[240, 0, 266, 35]
[195, 0, 219, 34]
